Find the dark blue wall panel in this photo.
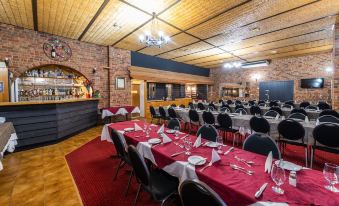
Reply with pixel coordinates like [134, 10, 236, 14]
[259, 80, 294, 102]
[131, 51, 210, 77]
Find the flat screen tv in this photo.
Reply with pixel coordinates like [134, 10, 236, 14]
[300, 78, 324, 89]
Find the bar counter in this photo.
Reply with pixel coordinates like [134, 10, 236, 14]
[0, 99, 99, 149]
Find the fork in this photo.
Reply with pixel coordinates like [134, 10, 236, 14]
[234, 156, 253, 167]
[200, 161, 213, 172]
[230, 164, 254, 175]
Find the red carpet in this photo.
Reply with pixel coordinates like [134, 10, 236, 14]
[66, 137, 339, 206]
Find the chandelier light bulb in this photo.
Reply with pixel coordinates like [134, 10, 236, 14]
[139, 35, 144, 41]
[158, 31, 164, 36]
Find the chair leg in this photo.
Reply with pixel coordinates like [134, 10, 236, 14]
[133, 184, 142, 206]
[310, 147, 314, 169]
[125, 170, 133, 196]
[304, 147, 308, 168]
[232, 133, 236, 147]
[114, 159, 123, 180]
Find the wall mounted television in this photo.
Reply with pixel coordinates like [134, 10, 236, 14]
[300, 78, 324, 89]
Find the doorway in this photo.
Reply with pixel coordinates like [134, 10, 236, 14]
[0, 63, 9, 102]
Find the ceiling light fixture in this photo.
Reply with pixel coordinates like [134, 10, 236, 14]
[223, 61, 242, 69]
[139, 12, 170, 48]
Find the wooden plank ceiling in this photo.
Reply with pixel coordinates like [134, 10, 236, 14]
[0, 0, 338, 69]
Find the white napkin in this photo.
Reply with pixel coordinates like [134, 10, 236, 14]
[211, 149, 221, 163]
[305, 116, 309, 123]
[134, 123, 143, 131]
[240, 110, 243, 116]
[239, 127, 246, 136]
[316, 119, 320, 126]
[161, 133, 172, 144]
[275, 113, 279, 120]
[265, 151, 273, 173]
[0, 117, 5, 123]
[193, 134, 202, 148]
[157, 124, 164, 133]
[117, 130, 125, 134]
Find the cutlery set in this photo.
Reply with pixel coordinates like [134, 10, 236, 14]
[230, 164, 254, 175]
[234, 155, 255, 167]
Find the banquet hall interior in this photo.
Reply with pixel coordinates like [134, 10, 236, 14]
[1, 0, 339, 205]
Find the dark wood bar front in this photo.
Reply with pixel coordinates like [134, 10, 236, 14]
[0, 99, 99, 149]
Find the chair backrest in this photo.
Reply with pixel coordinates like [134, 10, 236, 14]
[299, 101, 310, 108]
[202, 111, 215, 125]
[258, 100, 265, 104]
[197, 125, 218, 142]
[278, 119, 305, 142]
[209, 103, 216, 110]
[288, 112, 306, 120]
[291, 108, 307, 116]
[128, 145, 151, 186]
[243, 133, 281, 159]
[189, 102, 195, 109]
[197, 103, 205, 110]
[189, 109, 200, 122]
[250, 105, 262, 115]
[318, 102, 331, 110]
[150, 106, 156, 116]
[269, 101, 278, 107]
[208, 106, 215, 111]
[235, 100, 241, 105]
[313, 123, 339, 147]
[171, 104, 177, 107]
[226, 100, 233, 105]
[248, 100, 255, 106]
[159, 107, 167, 118]
[217, 113, 232, 129]
[235, 104, 244, 110]
[179, 179, 227, 206]
[180, 104, 186, 108]
[249, 116, 270, 134]
[269, 106, 283, 115]
[264, 110, 279, 117]
[319, 109, 339, 118]
[167, 118, 181, 130]
[218, 99, 223, 104]
[258, 103, 266, 107]
[235, 108, 247, 114]
[220, 106, 230, 113]
[284, 101, 294, 107]
[318, 115, 339, 124]
[305, 105, 317, 110]
[168, 107, 177, 119]
[111, 129, 128, 159]
[281, 104, 293, 109]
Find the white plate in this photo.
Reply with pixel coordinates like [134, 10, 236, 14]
[275, 160, 302, 171]
[166, 129, 175, 134]
[188, 156, 206, 165]
[148, 138, 161, 145]
[205, 142, 219, 148]
[124, 128, 134, 132]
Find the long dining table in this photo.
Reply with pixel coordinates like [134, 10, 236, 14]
[101, 120, 339, 206]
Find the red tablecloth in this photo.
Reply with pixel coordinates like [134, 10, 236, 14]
[107, 121, 339, 206]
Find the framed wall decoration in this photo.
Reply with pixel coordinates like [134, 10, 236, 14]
[116, 77, 126, 90]
[0, 82, 3, 93]
[43, 37, 72, 61]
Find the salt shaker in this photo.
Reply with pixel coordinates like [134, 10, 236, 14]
[289, 171, 297, 187]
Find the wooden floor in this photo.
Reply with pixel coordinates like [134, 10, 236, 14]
[0, 125, 103, 206]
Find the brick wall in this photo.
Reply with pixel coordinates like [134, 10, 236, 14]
[333, 22, 339, 110]
[210, 52, 334, 104]
[0, 23, 131, 108]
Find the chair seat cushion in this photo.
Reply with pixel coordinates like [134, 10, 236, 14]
[148, 169, 179, 201]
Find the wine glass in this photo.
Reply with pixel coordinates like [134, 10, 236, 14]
[271, 162, 286, 195]
[174, 126, 180, 140]
[217, 136, 223, 154]
[184, 138, 192, 156]
[323, 163, 339, 192]
[145, 127, 151, 138]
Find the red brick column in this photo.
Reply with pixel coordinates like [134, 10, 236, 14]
[333, 22, 339, 110]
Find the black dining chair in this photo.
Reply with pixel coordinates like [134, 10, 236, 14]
[258, 103, 266, 107]
[234, 108, 247, 115]
[216, 113, 238, 142]
[235, 104, 244, 111]
[284, 100, 295, 107]
[281, 104, 293, 109]
[288, 112, 307, 121]
[128, 145, 179, 206]
[319, 109, 339, 118]
[248, 100, 255, 106]
[243, 133, 281, 159]
[179, 179, 227, 206]
[249, 116, 270, 134]
[188, 102, 195, 109]
[226, 100, 233, 105]
[179, 104, 186, 108]
[197, 102, 205, 110]
[258, 100, 265, 105]
[305, 105, 318, 110]
[263, 110, 280, 118]
[167, 107, 177, 119]
[167, 118, 181, 130]
[159, 106, 170, 124]
[150, 106, 161, 124]
[171, 104, 177, 107]
[291, 108, 308, 116]
[111, 129, 133, 196]
[269, 106, 283, 116]
[269, 101, 279, 107]
[299, 101, 310, 109]
[202, 111, 215, 125]
[208, 106, 215, 111]
[311, 123, 339, 168]
[235, 100, 242, 105]
[318, 115, 339, 124]
[250, 105, 262, 115]
[189, 109, 200, 134]
[317, 102, 331, 110]
[197, 124, 218, 142]
[220, 106, 230, 113]
[278, 119, 308, 167]
[209, 103, 216, 111]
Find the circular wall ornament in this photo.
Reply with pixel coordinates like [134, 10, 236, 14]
[43, 37, 72, 61]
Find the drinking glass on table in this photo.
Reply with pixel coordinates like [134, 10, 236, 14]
[174, 126, 180, 140]
[271, 162, 286, 195]
[184, 137, 192, 156]
[323, 163, 339, 192]
[217, 136, 223, 154]
[145, 127, 151, 138]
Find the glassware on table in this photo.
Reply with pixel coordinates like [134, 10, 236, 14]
[184, 137, 192, 156]
[271, 161, 286, 195]
[323, 163, 339, 192]
[145, 127, 151, 138]
[217, 136, 223, 154]
[174, 126, 180, 140]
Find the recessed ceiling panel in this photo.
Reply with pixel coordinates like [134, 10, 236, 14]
[157, 41, 214, 59]
[0, 0, 33, 29]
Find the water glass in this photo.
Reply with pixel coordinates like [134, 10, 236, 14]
[217, 136, 223, 154]
[184, 138, 192, 156]
[323, 163, 339, 192]
[145, 127, 151, 138]
[174, 126, 180, 140]
[271, 162, 286, 195]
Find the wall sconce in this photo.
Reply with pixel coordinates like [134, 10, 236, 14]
[325, 67, 333, 73]
[92, 67, 97, 74]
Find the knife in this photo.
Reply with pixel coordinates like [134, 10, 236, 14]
[171, 151, 185, 157]
[254, 183, 268, 198]
[224, 147, 234, 155]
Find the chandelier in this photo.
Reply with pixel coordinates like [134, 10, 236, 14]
[139, 12, 170, 48]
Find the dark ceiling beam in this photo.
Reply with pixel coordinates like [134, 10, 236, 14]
[78, 0, 110, 41]
[31, 0, 38, 31]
